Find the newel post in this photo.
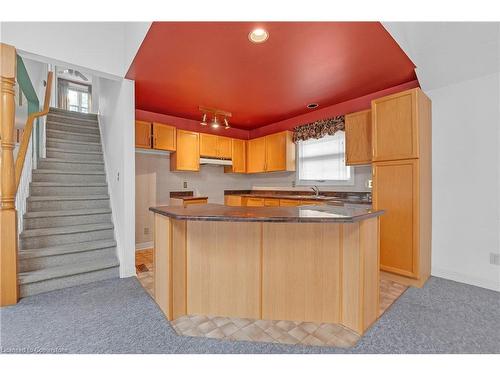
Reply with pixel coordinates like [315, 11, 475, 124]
[0, 42, 19, 306]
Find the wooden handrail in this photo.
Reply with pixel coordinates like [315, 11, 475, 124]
[14, 70, 53, 191]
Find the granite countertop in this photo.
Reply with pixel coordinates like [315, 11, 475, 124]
[150, 203, 383, 223]
[224, 190, 372, 205]
[170, 191, 208, 201]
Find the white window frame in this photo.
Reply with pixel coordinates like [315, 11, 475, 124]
[295, 132, 354, 187]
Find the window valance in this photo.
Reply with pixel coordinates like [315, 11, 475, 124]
[292, 115, 345, 143]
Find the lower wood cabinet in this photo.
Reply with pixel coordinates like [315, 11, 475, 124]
[153, 122, 176, 151]
[345, 109, 372, 165]
[264, 198, 280, 207]
[170, 130, 200, 171]
[245, 197, 265, 207]
[373, 159, 422, 279]
[279, 199, 302, 207]
[135, 121, 152, 148]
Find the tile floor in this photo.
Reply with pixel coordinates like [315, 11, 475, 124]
[135, 248, 408, 347]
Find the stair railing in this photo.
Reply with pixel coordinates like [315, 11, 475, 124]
[14, 70, 53, 190]
[14, 71, 53, 242]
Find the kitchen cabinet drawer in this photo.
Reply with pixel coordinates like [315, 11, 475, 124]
[224, 195, 243, 206]
[135, 121, 151, 149]
[279, 199, 302, 207]
[345, 109, 371, 165]
[245, 197, 265, 207]
[264, 199, 280, 207]
[153, 122, 176, 151]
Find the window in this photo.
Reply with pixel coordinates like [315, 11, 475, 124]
[296, 132, 353, 185]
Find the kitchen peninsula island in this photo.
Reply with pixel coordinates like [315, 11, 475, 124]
[150, 204, 384, 335]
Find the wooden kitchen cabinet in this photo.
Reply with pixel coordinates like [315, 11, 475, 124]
[245, 197, 265, 207]
[266, 131, 295, 172]
[247, 131, 295, 173]
[170, 129, 200, 171]
[279, 199, 302, 207]
[224, 195, 243, 206]
[217, 136, 232, 159]
[373, 159, 418, 278]
[247, 137, 267, 173]
[200, 134, 232, 159]
[264, 198, 280, 207]
[372, 88, 426, 162]
[225, 139, 246, 173]
[372, 87, 431, 287]
[345, 109, 372, 165]
[199, 133, 218, 158]
[153, 122, 176, 151]
[135, 121, 151, 149]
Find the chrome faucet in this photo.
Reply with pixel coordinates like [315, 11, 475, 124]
[311, 185, 320, 197]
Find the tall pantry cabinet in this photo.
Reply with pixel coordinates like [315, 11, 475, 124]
[371, 88, 432, 287]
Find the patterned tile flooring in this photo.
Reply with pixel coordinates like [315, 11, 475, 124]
[135, 248, 408, 347]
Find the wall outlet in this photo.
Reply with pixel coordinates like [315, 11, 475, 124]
[183, 181, 188, 189]
[490, 252, 500, 266]
[143, 227, 150, 235]
[291, 180, 296, 187]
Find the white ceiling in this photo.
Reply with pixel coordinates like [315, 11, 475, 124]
[383, 22, 500, 90]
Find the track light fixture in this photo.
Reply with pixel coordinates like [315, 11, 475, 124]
[200, 113, 208, 126]
[198, 106, 232, 130]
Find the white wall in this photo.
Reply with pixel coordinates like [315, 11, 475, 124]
[428, 73, 500, 291]
[0, 22, 151, 78]
[135, 151, 371, 246]
[98, 77, 136, 277]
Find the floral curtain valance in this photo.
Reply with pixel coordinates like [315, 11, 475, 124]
[292, 115, 345, 143]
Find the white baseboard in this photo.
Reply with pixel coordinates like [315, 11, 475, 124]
[135, 241, 153, 251]
[431, 267, 500, 292]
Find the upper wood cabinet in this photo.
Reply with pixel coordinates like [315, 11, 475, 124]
[225, 139, 246, 174]
[170, 130, 200, 171]
[217, 136, 232, 159]
[199, 133, 218, 158]
[345, 109, 372, 165]
[135, 121, 151, 149]
[247, 137, 267, 173]
[153, 122, 176, 151]
[200, 134, 233, 159]
[372, 89, 423, 162]
[247, 131, 295, 173]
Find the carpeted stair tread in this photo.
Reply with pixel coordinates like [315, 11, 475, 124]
[49, 107, 98, 119]
[33, 169, 105, 175]
[44, 138, 102, 146]
[45, 147, 103, 155]
[18, 255, 119, 285]
[47, 128, 100, 138]
[28, 195, 109, 201]
[20, 223, 114, 238]
[18, 239, 117, 259]
[39, 157, 104, 165]
[30, 182, 108, 187]
[24, 207, 111, 218]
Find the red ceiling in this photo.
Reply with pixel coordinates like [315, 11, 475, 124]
[126, 22, 417, 130]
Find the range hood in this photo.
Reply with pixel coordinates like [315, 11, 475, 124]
[200, 157, 232, 166]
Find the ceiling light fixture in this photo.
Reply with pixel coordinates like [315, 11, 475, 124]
[200, 113, 208, 126]
[199, 106, 232, 130]
[248, 28, 269, 44]
[211, 115, 220, 129]
[307, 103, 319, 109]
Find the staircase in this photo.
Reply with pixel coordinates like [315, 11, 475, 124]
[18, 108, 120, 297]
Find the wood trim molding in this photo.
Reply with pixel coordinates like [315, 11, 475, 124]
[0, 42, 19, 306]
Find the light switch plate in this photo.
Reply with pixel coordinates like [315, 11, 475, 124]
[183, 181, 188, 189]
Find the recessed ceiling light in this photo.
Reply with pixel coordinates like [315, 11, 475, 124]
[307, 103, 319, 109]
[248, 28, 269, 44]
